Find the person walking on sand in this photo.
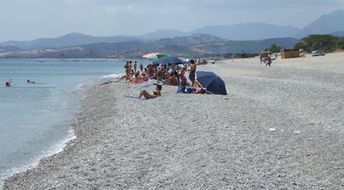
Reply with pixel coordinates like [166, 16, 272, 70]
[265, 55, 272, 67]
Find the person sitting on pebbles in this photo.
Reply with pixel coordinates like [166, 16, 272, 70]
[130, 71, 142, 84]
[139, 84, 162, 99]
[141, 72, 149, 82]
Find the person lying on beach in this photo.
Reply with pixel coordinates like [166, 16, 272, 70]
[139, 84, 162, 99]
[196, 88, 207, 94]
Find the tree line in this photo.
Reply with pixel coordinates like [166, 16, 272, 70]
[267, 34, 344, 53]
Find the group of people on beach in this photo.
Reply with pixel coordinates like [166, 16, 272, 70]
[259, 52, 279, 67]
[260, 54, 272, 67]
[123, 59, 203, 99]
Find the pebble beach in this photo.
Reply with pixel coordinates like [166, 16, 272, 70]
[3, 53, 344, 189]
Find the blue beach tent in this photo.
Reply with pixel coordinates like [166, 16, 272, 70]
[196, 71, 227, 95]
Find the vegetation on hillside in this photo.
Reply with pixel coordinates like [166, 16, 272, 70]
[265, 44, 283, 53]
[294, 34, 342, 52]
[0, 35, 298, 58]
[337, 38, 344, 49]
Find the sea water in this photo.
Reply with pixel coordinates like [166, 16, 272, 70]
[0, 59, 127, 186]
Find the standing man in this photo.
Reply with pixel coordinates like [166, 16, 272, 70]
[139, 63, 143, 72]
[124, 61, 130, 80]
[133, 61, 137, 73]
[189, 59, 196, 86]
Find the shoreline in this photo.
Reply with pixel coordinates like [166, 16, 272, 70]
[4, 54, 344, 189]
[3, 79, 127, 189]
[0, 81, 87, 189]
[0, 58, 125, 189]
[0, 129, 76, 189]
[0, 79, 96, 189]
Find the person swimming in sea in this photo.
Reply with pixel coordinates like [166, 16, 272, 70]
[5, 80, 11, 87]
[27, 80, 36, 84]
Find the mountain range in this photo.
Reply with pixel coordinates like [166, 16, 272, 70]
[190, 23, 300, 40]
[0, 33, 139, 50]
[295, 10, 344, 38]
[1, 34, 299, 58]
[0, 10, 343, 58]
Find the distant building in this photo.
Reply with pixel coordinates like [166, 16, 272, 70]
[280, 49, 300, 59]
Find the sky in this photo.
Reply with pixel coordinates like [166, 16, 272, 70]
[0, 0, 343, 42]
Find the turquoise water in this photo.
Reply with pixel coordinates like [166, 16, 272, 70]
[0, 59, 125, 185]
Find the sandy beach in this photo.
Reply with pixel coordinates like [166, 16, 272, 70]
[3, 53, 344, 189]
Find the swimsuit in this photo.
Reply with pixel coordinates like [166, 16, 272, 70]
[189, 71, 195, 81]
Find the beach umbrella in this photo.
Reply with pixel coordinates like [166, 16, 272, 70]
[196, 71, 227, 95]
[142, 52, 170, 61]
[155, 55, 183, 65]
